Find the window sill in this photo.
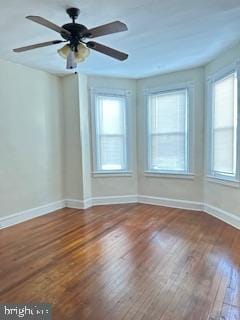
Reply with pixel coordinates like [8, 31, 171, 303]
[144, 171, 195, 180]
[206, 175, 240, 188]
[92, 171, 133, 178]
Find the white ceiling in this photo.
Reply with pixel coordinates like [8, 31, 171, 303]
[2, 0, 240, 78]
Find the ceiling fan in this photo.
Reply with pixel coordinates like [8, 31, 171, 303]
[13, 7, 128, 69]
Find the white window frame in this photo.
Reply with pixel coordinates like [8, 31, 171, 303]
[90, 87, 132, 176]
[144, 82, 195, 178]
[206, 62, 240, 187]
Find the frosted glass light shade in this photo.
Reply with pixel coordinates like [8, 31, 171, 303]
[57, 44, 71, 59]
[58, 43, 90, 63]
[75, 43, 90, 62]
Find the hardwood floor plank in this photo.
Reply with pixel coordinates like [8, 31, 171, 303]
[0, 204, 239, 320]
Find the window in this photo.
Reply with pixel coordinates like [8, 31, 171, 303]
[208, 71, 239, 182]
[91, 89, 130, 174]
[146, 88, 190, 174]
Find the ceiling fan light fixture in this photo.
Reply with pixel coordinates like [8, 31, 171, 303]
[57, 44, 71, 59]
[13, 8, 128, 70]
[66, 51, 77, 69]
[58, 43, 89, 64]
[76, 43, 90, 59]
[74, 55, 85, 63]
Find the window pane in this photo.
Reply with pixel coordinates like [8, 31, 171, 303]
[214, 75, 235, 128]
[212, 73, 237, 176]
[94, 94, 127, 172]
[100, 136, 125, 170]
[98, 96, 125, 135]
[213, 128, 234, 174]
[149, 90, 186, 134]
[148, 89, 188, 172]
[151, 133, 185, 171]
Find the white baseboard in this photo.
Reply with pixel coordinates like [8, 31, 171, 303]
[92, 195, 138, 206]
[204, 204, 240, 230]
[0, 200, 65, 229]
[138, 195, 203, 211]
[1, 196, 239, 231]
[65, 198, 92, 210]
[67, 195, 200, 210]
[65, 195, 137, 210]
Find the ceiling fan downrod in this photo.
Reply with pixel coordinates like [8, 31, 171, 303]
[66, 7, 80, 23]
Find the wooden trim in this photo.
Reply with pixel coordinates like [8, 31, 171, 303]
[1, 196, 239, 230]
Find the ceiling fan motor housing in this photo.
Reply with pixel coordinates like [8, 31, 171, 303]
[61, 23, 88, 40]
[61, 8, 89, 49]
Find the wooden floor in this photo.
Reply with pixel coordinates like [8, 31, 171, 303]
[0, 204, 239, 320]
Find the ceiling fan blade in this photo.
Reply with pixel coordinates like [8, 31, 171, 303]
[87, 41, 128, 61]
[86, 21, 127, 38]
[26, 16, 71, 36]
[13, 40, 65, 52]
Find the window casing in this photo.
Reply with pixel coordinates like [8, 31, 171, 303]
[145, 86, 192, 175]
[91, 89, 130, 174]
[207, 69, 240, 184]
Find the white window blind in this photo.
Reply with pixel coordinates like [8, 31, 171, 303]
[147, 89, 189, 173]
[93, 94, 128, 172]
[211, 73, 238, 178]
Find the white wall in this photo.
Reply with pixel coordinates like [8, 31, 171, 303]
[204, 44, 240, 218]
[78, 74, 92, 200]
[1, 42, 239, 228]
[62, 74, 83, 200]
[0, 59, 64, 218]
[87, 75, 138, 198]
[137, 68, 204, 202]
[64, 69, 205, 204]
[62, 57, 239, 227]
[62, 75, 138, 203]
